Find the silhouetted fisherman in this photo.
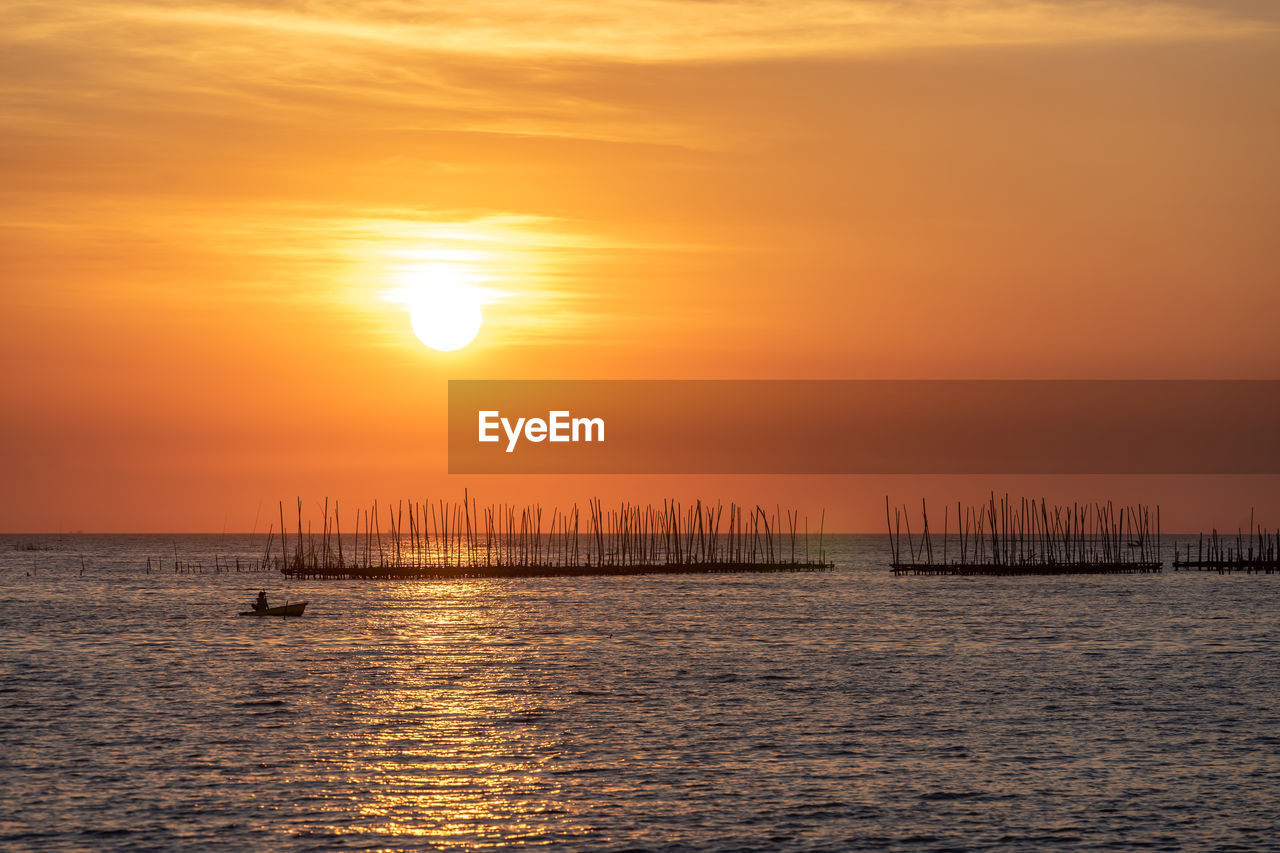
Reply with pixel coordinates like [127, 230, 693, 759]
[253, 590, 269, 612]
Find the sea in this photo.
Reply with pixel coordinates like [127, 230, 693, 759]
[1, 534, 1277, 852]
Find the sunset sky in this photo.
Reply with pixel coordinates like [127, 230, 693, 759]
[2, 1, 1278, 532]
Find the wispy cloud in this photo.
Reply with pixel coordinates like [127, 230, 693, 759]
[5, 1, 1274, 150]
[0, 197, 678, 342]
[4, 1, 1275, 153]
[12, 1, 1275, 63]
[2, 0, 1275, 341]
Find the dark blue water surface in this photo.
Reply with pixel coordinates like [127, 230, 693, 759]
[1, 534, 1277, 851]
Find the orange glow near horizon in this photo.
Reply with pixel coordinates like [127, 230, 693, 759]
[2, 1, 1279, 532]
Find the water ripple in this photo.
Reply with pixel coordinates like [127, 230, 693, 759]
[1, 535, 1278, 850]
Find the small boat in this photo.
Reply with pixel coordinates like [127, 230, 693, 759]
[238, 602, 308, 618]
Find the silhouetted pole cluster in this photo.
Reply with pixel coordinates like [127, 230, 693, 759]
[887, 494, 1162, 576]
[276, 492, 831, 579]
[1172, 510, 1279, 573]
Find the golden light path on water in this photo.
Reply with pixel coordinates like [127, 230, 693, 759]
[289, 581, 587, 845]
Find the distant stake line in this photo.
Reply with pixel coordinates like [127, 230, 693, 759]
[101, 496, 1276, 578]
[1172, 507, 1280, 574]
[269, 491, 833, 579]
[886, 494, 1166, 576]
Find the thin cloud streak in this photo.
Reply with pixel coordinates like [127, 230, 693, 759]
[28, 1, 1279, 61]
[5, 1, 1275, 155]
[0, 198, 687, 343]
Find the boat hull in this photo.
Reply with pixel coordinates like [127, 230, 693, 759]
[238, 602, 307, 617]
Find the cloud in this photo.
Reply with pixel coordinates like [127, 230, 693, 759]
[4, 1, 1275, 153]
[5, 1, 1273, 144]
[2, 0, 1275, 341]
[14, 1, 1275, 64]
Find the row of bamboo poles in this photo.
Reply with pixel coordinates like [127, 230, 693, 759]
[887, 494, 1163, 575]
[273, 492, 831, 579]
[146, 554, 273, 574]
[1172, 510, 1280, 573]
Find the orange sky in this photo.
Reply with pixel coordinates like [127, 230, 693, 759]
[2, 1, 1278, 532]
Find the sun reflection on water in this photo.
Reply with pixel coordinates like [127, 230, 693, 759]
[293, 582, 589, 847]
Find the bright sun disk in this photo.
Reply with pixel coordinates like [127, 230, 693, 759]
[407, 283, 484, 352]
[384, 260, 490, 352]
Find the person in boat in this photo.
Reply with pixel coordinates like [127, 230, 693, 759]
[254, 590, 269, 612]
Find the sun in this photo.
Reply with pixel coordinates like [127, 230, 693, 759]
[387, 263, 488, 352]
[408, 283, 483, 352]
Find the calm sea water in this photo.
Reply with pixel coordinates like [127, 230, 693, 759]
[1, 534, 1277, 852]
